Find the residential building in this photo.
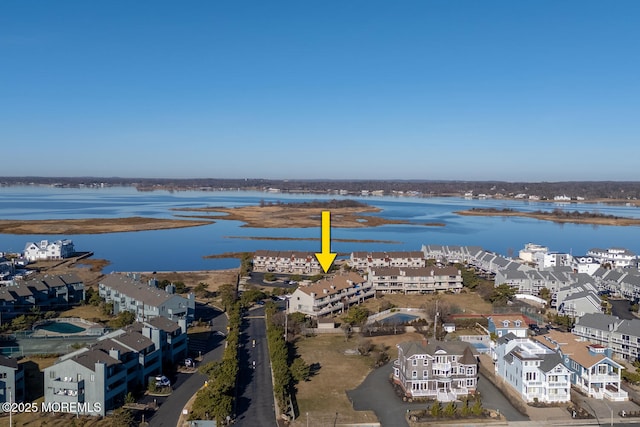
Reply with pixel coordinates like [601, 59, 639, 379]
[24, 239, 75, 261]
[519, 243, 549, 264]
[532, 330, 627, 401]
[587, 248, 637, 269]
[44, 317, 187, 416]
[252, 250, 322, 274]
[44, 349, 126, 416]
[495, 334, 571, 403]
[349, 251, 425, 270]
[0, 355, 24, 404]
[573, 313, 640, 361]
[368, 266, 462, 294]
[392, 340, 479, 402]
[487, 314, 530, 338]
[287, 272, 372, 317]
[0, 274, 84, 323]
[98, 273, 195, 322]
[570, 255, 601, 275]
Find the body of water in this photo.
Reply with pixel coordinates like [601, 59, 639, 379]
[1, 186, 640, 272]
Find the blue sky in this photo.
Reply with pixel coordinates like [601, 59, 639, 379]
[2, 1, 639, 181]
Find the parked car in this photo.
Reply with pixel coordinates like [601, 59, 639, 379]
[155, 375, 171, 387]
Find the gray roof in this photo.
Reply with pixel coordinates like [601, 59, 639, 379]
[59, 273, 83, 285]
[147, 316, 181, 333]
[111, 330, 155, 352]
[42, 275, 67, 288]
[100, 273, 185, 308]
[72, 349, 121, 371]
[614, 318, 640, 336]
[398, 340, 478, 359]
[575, 313, 620, 330]
[539, 353, 565, 373]
[0, 355, 18, 369]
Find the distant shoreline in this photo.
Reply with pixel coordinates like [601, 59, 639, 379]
[456, 207, 640, 226]
[224, 235, 402, 244]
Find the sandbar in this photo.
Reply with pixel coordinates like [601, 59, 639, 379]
[456, 208, 640, 226]
[0, 217, 214, 235]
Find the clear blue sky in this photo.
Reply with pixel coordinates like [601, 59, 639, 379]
[2, 1, 639, 181]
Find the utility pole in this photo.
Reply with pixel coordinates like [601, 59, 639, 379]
[433, 299, 439, 341]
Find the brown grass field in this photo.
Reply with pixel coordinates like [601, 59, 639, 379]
[290, 331, 425, 426]
[357, 291, 493, 315]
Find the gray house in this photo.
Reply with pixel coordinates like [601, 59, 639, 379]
[0, 355, 24, 404]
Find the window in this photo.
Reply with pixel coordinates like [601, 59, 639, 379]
[466, 367, 474, 375]
[50, 371, 56, 378]
[423, 370, 428, 378]
[412, 371, 417, 379]
[90, 374, 95, 382]
[423, 359, 428, 366]
[526, 372, 537, 381]
[412, 359, 418, 366]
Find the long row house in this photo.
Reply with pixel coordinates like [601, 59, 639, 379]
[253, 250, 322, 274]
[0, 273, 85, 322]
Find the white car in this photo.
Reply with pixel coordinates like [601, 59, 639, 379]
[155, 375, 171, 387]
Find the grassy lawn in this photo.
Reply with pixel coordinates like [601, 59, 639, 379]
[356, 290, 493, 316]
[60, 305, 112, 323]
[291, 331, 425, 426]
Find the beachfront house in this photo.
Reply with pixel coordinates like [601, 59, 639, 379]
[24, 239, 75, 261]
[392, 340, 479, 402]
[487, 314, 530, 339]
[573, 313, 640, 361]
[349, 251, 426, 270]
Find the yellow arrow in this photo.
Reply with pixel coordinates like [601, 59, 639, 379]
[315, 210, 337, 273]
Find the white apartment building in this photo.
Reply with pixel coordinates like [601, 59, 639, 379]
[368, 266, 463, 294]
[349, 251, 425, 270]
[587, 248, 637, 269]
[252, 250, 322, 274]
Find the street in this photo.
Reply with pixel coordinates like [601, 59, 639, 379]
[234, 306, 278, 427]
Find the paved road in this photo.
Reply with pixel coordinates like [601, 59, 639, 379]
[148, 304, 228, 427]
[235, 306, 277, 427]
[348, 364, 527, 427]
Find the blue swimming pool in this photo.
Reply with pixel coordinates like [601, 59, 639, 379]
[379, 313, 419, 325]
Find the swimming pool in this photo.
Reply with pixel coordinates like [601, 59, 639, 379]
[35, 321, 86, 334]
[378, 313, 419, 325]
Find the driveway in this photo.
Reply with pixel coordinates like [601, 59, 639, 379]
[347, 364, 528, 427]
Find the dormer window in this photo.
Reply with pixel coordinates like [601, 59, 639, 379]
[515, 320, 521, 327]
[502, 320, 510, 327]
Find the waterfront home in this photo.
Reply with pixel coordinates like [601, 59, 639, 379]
[98, 273, 195, 322]
[495, 333, 571, 404]
[587, 247, 637, 269]
[349, 251, 426, 270]
[392, 340, 479, 402]
[252, 250, 322, 274]
[287, 272, 372, 317]
[368, 266, 462, 294]
[24, 239, 75, 261]
[532, 330, 627, 401]
[0, 355, 24, 404]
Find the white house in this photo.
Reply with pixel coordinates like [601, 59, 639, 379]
[495, 334, 571, 404]
[24, 239, 75, 261]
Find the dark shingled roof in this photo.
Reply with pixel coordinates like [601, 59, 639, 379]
[397, 340, 478, 359]
[147, 316, 181, 333]
[539, 353, 565, 373]
[72, 349, 121, 371]
[111, 331, 155, 352]
[0, 354, 19, 369]
[100, 274, 185, 307]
